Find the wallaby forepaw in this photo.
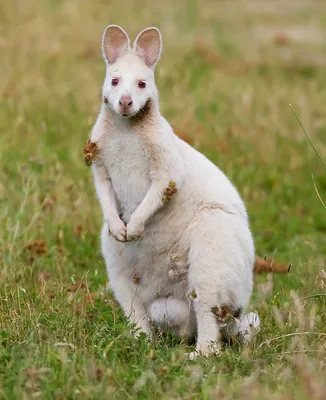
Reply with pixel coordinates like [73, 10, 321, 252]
[126, 218, 144, 241]
[108, 218, 127, 242]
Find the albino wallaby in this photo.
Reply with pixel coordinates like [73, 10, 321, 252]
[89, 25, 260, 358]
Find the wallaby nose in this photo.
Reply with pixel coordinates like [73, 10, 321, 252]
[119, 95, 133, 109]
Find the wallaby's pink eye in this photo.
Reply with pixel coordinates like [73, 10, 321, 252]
[111, 78, 119, 86]
[138, 80, 146, 89]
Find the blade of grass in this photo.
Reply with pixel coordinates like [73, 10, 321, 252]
[289, 104, 326, 171]
[290, 104, 326, 208]
[312, 173, 326, 209]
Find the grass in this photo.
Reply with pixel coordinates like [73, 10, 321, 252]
[1, 0, 326, 398]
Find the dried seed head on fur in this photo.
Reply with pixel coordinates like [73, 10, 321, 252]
[187, 289, 197, 301]
[83, 139, 98, 166]
[170, 255, 179, 262]
[211, 305, 242, 323]
[132, 274, 141, 285]
[162, 181, 178, 204]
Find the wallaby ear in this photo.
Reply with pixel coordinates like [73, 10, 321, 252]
[133, 27, 162, 68]
[102, 25, 130, 64]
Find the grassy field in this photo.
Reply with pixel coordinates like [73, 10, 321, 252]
[1, 0, 326, 398]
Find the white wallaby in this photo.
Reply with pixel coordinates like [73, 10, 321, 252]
[89, 25, 260, 358]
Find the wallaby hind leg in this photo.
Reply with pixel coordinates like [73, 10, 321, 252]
[187, 211, 254, 359]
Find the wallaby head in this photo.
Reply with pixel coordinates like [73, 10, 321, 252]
[101, 25, 162, 119]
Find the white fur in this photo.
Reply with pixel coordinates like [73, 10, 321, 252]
[90, 25, 256, 357]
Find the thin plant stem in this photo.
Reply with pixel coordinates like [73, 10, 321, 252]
[312, 173, 326, 209]
[289, 104, 326, 171]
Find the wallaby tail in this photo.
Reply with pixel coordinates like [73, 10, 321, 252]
[254, 256, 292, 274]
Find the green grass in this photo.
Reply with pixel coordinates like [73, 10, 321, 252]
[1, 0, 326, 398]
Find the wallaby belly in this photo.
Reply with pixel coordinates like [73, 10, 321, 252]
[102, 190, 196, 305]
[102, 132, 151, 221]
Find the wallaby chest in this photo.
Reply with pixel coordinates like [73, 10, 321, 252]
[102, 131, 151, 218]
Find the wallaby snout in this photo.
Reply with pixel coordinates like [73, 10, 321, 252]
[119, 95, 133, 116]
